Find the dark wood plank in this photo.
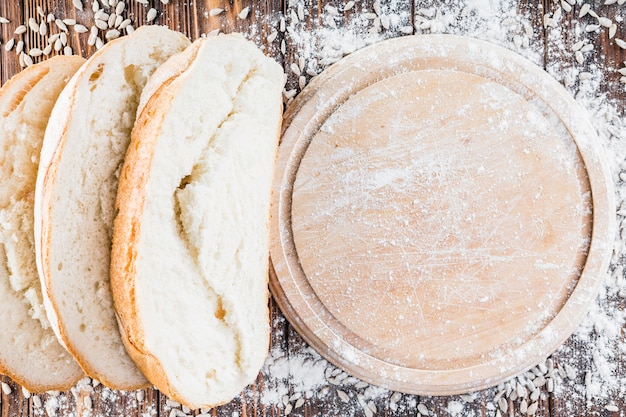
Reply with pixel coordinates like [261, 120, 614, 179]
[0, 0, 625, 416]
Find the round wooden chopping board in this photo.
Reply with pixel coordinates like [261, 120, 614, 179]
[269, 35, 615, 395]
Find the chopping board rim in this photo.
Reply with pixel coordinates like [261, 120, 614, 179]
[269, 34, 616, 395]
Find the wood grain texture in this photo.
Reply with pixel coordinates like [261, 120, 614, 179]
[271, 31, 615, 398]
[0, 0, 624, 416]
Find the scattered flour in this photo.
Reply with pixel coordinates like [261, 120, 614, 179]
[263, 0, 626, 415]
[2, 0, 626, 416]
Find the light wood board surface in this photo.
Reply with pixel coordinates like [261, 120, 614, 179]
[270, 34, 614, 395]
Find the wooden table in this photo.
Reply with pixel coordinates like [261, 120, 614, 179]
[1, 0, 625, 416]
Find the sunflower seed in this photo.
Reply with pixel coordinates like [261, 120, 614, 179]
[4, 38, 14, 51]
[42, 44, 52, 55]
[83, 396, 92, 409]
[598, 16, 612, 28]
[24, 53, 33, 66]
[95, 18, 108, 30]
[380, 14, 390, 29]
[14, 25, 26, 34]
[209, 7, 223, 16]
[39, 21, 47, 35]
[267, 30, 278, 42]
[561, 0, 571, 12]
[29, 47, 43, 57]
[530, 389, 540, 401]
[64, 45, 73, 55]
[32, 395, 42, 408]
[344, 0, 355, 10]
[579, 71, 593, 80]
[55, 19, 68, 31]
[337, 390, 349, 403]
[60, 32, 67, 45]
[281, 39, 286, 53]
[105, 29, 120, 39]
[96, 36, 104, 49]
[553, 7, 562, 21]
[606, 405, 619, 412]
[118, 18, 131, 29]
[108, 13, 117, 27]
[18, 51, 25, 67]
[74, 24, 88, 33]
[15, 40, 24, 53]
[563, 364, 577, 379]
[28, 17, 39, 32]
[146, 7, 158, 21]
[585, 24, 600, 32]
[288, 62, 299, 76]
[161, 0, 169, 3]
[298, 3, 305, 20]
[579, 3, 590, 18]
[520, 399, 528, 413]
[616, 38, 626, 49]
[498, 397, 508, 413]
[581, 43, 594, 52]
[575, 50, 584, 64]
[95, 10, 108, 20]
[294, 398, 305, 408]
[0, 17, 8, 23]
[92, 0, 99, 12]
[1, 382, 11, 395]
[417, 403, 429, 415]
[125, 25, 134, 34]
[298, 75, 306, 90]
[238, 6, 250, 19]
[116, 1, 125, 14]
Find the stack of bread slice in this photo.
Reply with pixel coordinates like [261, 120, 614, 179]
[0, 55, 86, 393]
[0, 24, 284, 410]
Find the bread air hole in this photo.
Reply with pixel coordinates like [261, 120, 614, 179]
[214, 299, 225, 321]
[178, 174, 192, 190]
[88, 63, 104, 91]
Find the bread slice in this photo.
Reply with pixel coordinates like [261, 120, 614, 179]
[110, 34, 284, 409]
[34, 26, 190, 390]
[0, 56, 85, 392]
